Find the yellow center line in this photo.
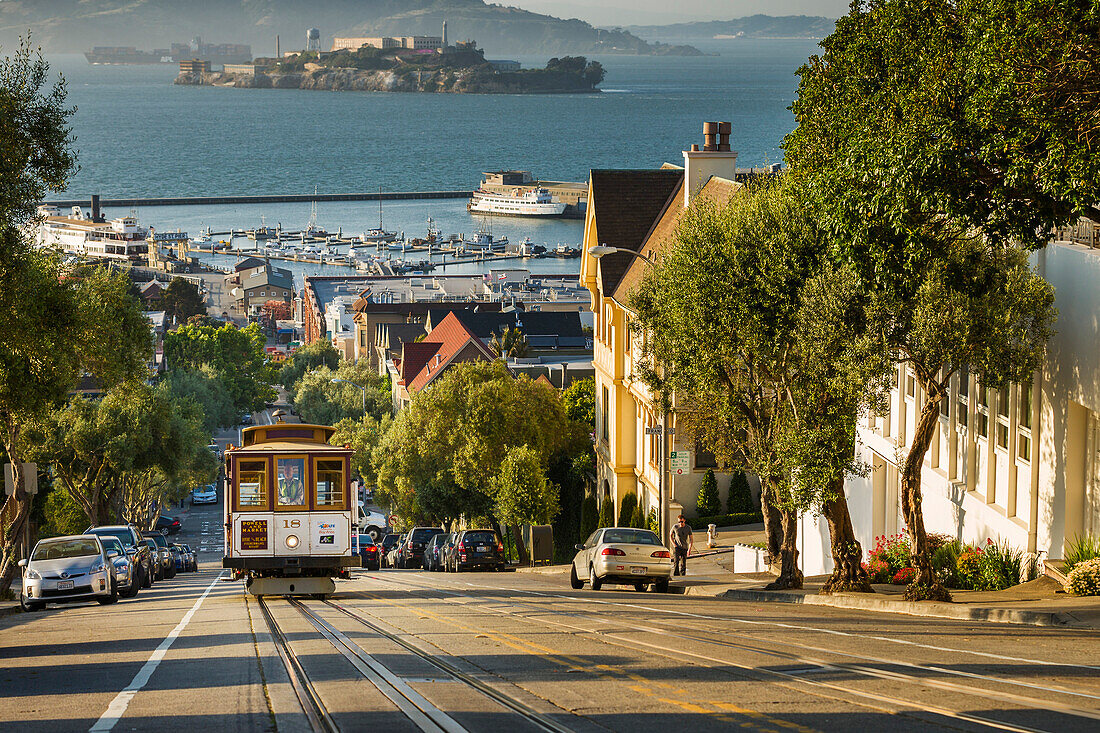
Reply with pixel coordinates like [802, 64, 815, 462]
[353, 589, 815, 733]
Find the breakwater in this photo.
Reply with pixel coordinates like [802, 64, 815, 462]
[45, 190, 472, 208]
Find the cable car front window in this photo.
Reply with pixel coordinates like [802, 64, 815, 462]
[238, 461, 267, 508]
[276, 457, 306, 508]
[315, 459, 344, 508]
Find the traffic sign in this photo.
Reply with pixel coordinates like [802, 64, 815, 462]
[670, 451, 690, 475]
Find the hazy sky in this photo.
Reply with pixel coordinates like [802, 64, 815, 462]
[506, 1, 852, 26]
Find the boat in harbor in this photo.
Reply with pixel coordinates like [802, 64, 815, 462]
[33, 205, 150, 262]
[468, 187, 567, 217]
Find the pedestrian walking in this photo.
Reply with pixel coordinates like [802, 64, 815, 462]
[669, 515, 694, 576]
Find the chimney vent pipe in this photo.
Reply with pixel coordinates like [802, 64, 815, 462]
[717, 121, 732, 152]
[702, 121, 719, 152]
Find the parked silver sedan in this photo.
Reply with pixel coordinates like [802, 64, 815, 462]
[570, 527, 673, 592]
[19, 535, 120, 611]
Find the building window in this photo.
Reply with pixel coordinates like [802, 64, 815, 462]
[997, 423, 1009, 449]
[1018, 434, 1031, 461]
[601, 386, 609, 441]
[314, 459, 345, 509]
[906, 373, 916, 398]
[1019, 383, 1032, 429]
[694, 446, 718, 469]
[998, 387, 1010, 418]
[978, 413, 989, 438]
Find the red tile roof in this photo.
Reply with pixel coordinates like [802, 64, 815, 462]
[402, 312, 494, 393]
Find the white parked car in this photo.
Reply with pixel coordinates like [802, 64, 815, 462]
[191, 484, 218, 505]
[570, 527, 673, 592]
[357, 501, 390, 542]
[19, 535, 120, 611]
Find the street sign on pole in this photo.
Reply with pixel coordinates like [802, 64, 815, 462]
[670, 451, 690, 476]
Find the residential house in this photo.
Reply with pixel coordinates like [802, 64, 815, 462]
[581, 122, 743, 535]
[390, 312, 494, 412]
[237, 264, 294, 317]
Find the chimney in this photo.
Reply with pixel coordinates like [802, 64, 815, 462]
[90, 194, 102, 223]
[276, 35, 280, 59]
[683, 121, 737, 208]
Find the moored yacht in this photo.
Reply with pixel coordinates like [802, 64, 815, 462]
[34, 205, 150, 261]
[468, 187, 567, 217]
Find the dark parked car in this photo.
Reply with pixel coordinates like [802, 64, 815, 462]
[355, 540, 380, 571]
[143, 532, 176, 579]
[155, 516, 182, 534]
[447, 529, 506, 572]
[423, 533, 448, 571]
[397, 527, 444, 569]
[178, 544, 197, 571]
[378, 534, 400, 568]
[84, 525, 154, 589]
[439, 533, 459, 571]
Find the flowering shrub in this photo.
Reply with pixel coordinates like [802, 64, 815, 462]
[868, 531, 911, 574]
[1065, 558, 1100, 596]
[867, 558, 892, 584]
[891, 567, 917, 585]
[956, 548, 983, 587]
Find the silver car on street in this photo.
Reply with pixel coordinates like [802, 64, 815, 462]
[571, 527, 673, 592]
[19, 535, 120, 611]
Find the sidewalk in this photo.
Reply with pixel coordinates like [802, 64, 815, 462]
[519, 549, 1100, 629]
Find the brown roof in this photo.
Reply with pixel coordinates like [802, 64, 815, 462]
[614, 176, 741, 303]
[589, 169, 683, 296]
[405, 312, 494, 393]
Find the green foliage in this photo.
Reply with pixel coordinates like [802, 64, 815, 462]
[373, 361, 583, 526]
[279, 339, 340, 389]
[617, 491, 637, 528]
[687, 512, 763, 531]
[38, 485, 87, 538]
[696, 469, 720, 517]
[164, 321, 275, 413]
[491, 445, 560, 526]
[163, 365, 237, 432]
[488, 326, 528, 359]
[160, 277, 206, 325]
[646, 508, 659, 534]
[580, 494, 598, 539]
[331, 414, 390, 489]
[598, 495, 614, 528]
[561, 377, 596, 427]
[629, 504, 645, 530]
[726, 470, 754, 514]
[1064, 534, 1100, 572]
[975, 539, 1024, 592]
[292, 361, 390, 424]
[932, 540, 964, 588]
[1065, 559, 1100, 597]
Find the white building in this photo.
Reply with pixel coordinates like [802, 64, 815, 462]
[799, 227, 1100, 576]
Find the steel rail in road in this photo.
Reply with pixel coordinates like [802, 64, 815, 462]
[255, 596, 337, 733]
[321, 599, 576, 733]
[358, 572, 1100, 733]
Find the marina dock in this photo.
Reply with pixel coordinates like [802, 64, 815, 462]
[44, 190, 473, 209]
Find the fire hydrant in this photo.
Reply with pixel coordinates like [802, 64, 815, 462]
[707, 523, 718, 548]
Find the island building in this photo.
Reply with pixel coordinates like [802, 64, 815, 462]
[582, 121, 741, 541]
[178, 59, 211, 75]
[332, 20, 463, 54]
[586, 121, 1100, 578]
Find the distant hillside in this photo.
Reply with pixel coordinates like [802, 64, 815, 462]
[0, 0, 702, 56]
[625, 15, 836, 42]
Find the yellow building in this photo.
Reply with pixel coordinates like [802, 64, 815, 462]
[580, 123, 743, 537]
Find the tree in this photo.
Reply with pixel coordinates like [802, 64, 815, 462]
[331, 413, 391, 489]
[629, 503, 645, 530]
[164, 365, 237, 433]
[618, 491, 637, 528]
[160, 277, 206, 325]
[696, 470, 720, 517]
[598, 495, 614, 528]
[164, 320, 275, 413]
[727, 470, 753, 514]
[492, 445, 560, 526]
[580, 494, 598, 538]
[631, 181, 888, 590]
[784, 0, 1073, 599]
[292, 361, 390, 424]
[373, 361, 581, 527]
[489, 326, 528, 359]
[561, 377, 595, 426]
[279, 338, 340, 389]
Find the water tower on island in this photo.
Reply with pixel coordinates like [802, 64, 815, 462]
[306, 28, 321, 53]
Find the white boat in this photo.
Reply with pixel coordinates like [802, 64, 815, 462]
[468, 187, 566, 217]
[462, 227, 508, 253]
[361, 227, 398, 243]
[33, 205, 150, 261]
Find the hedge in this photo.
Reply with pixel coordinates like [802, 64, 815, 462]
[688, 512, 763, 530]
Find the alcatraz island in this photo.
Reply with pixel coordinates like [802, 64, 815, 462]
[176, 27, 605, 95]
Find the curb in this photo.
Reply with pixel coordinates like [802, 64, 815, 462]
[0, 603, 21, 619]
[717, 587, 1079, 628]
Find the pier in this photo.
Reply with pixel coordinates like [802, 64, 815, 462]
[44, 190, 473, 208]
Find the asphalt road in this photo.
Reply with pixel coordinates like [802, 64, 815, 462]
[2, 502, 1098, 732]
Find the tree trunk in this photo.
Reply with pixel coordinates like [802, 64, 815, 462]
[900, 395, 951, 602]
[510, 525, 529, 565]
[765, 508, 802, 590]
[820, 477, 873, 594]
[759, 476, 783, 573]
[0, 424, 31, 598]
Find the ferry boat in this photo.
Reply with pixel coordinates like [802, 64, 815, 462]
[468, 187, 566, 217]
[34, 206, 150, 262]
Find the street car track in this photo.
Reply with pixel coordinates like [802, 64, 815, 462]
[257, 594, 576, 733]
[360, 572, 1100, 733]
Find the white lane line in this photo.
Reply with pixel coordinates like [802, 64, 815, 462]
[89, 573, 225, 732]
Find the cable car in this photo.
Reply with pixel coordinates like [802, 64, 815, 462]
[222, 417, 360, 596]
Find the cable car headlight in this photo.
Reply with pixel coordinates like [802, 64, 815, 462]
[285, 534, 299, 549]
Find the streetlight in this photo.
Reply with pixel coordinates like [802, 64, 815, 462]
[330, 378, 366, 415]
[587, 243, 672, 548]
